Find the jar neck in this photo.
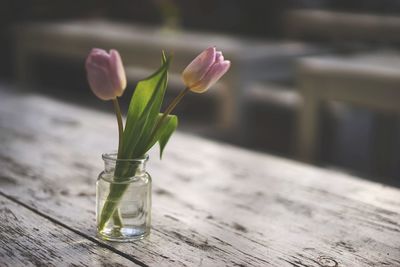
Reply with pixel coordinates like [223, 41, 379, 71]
[102, 152, 148, 178]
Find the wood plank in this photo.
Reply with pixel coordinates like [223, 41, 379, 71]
[0, 87, 399, 266]
[0, 194, 140, 267]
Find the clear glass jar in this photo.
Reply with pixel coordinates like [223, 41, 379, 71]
[96, 152, 151, 241]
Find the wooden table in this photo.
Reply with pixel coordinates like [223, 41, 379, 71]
[0, 87, 399, 266]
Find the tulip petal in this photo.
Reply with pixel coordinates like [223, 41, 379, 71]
[87, 48, 111, 68]
[182, 47, 216, 88]
[85, 48, 127, 100]
[109, 49, 127, 97]
[86, 64, 115, 100]
[215, 51, 224, 62]
[190, 60, 231, 93]
[91, 48, 107, 54]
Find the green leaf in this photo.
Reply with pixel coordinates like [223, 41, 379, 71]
[161, 50, 167, 64]
[121, 55, 170, 159]
[143, 113, 178, 158]
[157, 114, 178, 158]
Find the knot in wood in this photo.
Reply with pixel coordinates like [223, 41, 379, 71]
[317, 256, 338, 267]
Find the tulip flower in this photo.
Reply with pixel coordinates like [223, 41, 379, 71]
[85, 48, 127, 101]
[149, 47, 231, 146]
[182, 47, 231, 93]
[86, 48, 127, 163]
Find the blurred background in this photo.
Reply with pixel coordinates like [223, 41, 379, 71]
[0, 0, 399, 187]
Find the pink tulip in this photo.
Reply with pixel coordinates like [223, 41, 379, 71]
[85, 48, 127, 100]
[182, 47, 231, 93]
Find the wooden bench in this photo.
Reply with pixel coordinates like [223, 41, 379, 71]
[242, 82, 301, 155]
[285, 9, 400, 44]
[0, 85, 399, 266]
[13, 19, 325, 131]
[296, 51, 400, 165]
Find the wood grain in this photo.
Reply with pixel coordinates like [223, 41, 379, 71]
[0, 195, 139, 267]
[0, 87, 399, 266]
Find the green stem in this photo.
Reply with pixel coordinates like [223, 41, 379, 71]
[148, 87, 190, 142]
[113, 98, 124, 158]
[98, 183, 129, 231]
[112, 208, 123, 228]
[110, 98, 124, 229]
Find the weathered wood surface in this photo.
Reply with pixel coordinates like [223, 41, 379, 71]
[0, 87, 399, 266]
[0, 195, 140, 267]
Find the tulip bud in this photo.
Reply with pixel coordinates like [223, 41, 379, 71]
[182, 47, 231, 93]
[85, 48, 127, 101]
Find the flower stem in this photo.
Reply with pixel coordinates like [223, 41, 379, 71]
[149, 87, 190, 141]
[111, 98, 124, 229]
[98, 183, 129, 231]
[113, 98, 124, 158]
[112, 208, 123, 228]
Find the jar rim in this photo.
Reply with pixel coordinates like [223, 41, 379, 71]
[102, 152, 149, 163]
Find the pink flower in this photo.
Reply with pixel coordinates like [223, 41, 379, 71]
[182, 47, 231, 93]
[85, 48, 127, 100]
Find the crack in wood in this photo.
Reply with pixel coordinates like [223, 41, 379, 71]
[168, 230, 214, 251]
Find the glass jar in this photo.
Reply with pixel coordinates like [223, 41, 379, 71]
[96, 152, 151, 241]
